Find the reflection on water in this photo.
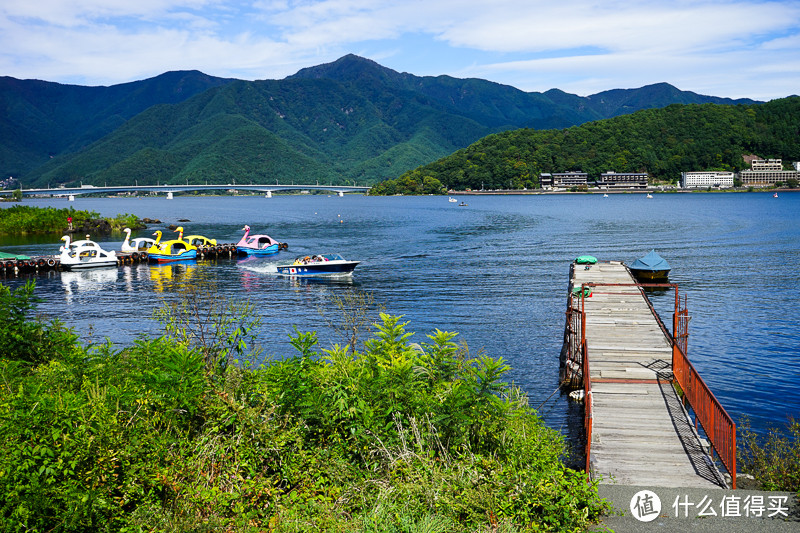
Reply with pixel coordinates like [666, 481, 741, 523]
[149, 260, 198, 292]
[61, 268, 118, 303]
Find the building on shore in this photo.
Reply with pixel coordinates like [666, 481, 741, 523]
[681, 171, 735, 188]
[738, 159, 800, 187]
[596, 171, 649, 189]
[539, 171, 588, 189]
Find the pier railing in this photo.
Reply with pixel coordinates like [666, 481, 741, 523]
[671, 294, 737, 489]
[561, 269, 593, 474]
[567, 278, 736, 488]
[581, 333, 592, 474]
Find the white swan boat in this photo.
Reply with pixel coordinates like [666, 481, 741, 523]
[59, 235, 118, 270]
[121, 227, 156, 253]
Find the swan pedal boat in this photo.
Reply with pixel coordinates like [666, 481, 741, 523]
[276, 253, 359, 277]
[121, 227, 156, 253]
[146, 227, 198, 263]
[59, 235, 118, 270]
[185, 235, 217, 248]
[236, 225, 287, 256]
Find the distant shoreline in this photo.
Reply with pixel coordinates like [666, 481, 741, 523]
[447, 187, 795, 195]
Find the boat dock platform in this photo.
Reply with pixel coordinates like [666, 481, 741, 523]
[0, 244, 239, 276]
[561, 260, 736, 489]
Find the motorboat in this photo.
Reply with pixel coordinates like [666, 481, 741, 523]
[774, 192, 779, 198]
[603, 193, 609, 198]
[276, 253, 359, 277]
[146, 227, 198, 263]
[646, 193, 653, 198]
[629, 250, 671, 281]
[121, 227, 156, 253]
[236, 225, 287, 256]
[449, 197, 458, 203]
[58, 235, 118, 270]
[458, 201, 468, 206]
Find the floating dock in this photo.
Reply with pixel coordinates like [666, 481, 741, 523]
[562, 260, 736, 489]
[0, 244, 240, 275]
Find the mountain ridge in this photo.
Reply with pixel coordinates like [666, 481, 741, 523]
[0, 55, 762, 187]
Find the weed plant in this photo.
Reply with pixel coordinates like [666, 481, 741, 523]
[738, 417, 800, 495]
[0, 282, 608, 532]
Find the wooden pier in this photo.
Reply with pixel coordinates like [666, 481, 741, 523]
[562, 260, 736, 489]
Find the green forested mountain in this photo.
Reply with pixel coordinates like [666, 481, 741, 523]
[0, 71, 235, 180]
[2, 54, 759, 188]
[371, 97, 800, 194]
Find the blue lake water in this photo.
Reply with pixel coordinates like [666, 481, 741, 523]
[1, 192, 798, 439]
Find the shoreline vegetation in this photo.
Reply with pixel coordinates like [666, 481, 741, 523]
[0, 281, 609, 532]
[0, 205, 144, 236]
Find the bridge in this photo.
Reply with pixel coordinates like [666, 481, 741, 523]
[0, 183, 371, 198]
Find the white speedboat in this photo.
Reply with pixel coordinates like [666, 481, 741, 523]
[449, 197, 458, 203]
[275, 253, 359, 277]
[59, 235, 118, 270]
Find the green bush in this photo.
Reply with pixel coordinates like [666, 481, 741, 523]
[738, 417, 800, 494]
[0, 205, 140, 235]
[0, 284, 608, 532]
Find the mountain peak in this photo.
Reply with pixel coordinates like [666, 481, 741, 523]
[289, 54, 404, 84]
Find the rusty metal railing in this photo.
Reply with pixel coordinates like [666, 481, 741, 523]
[671, 294, 737, 489]
[560, 268, 593, 476]
[572, 279, 736, 488]
[561, 263, 585, 389]
[582, 338, 592, 475]
[561, 295, 584, 388]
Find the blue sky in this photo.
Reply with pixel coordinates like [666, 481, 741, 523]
[1, 1, 798, 100]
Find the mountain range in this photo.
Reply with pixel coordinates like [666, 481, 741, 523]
[0, 54, 759, 188]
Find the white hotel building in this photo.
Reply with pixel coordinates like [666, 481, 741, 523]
[738, 159, 800, 187]
[680, 171, 735, 188]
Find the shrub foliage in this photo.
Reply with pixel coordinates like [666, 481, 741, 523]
[0, 206, 140, 235]
[0, 282, 607, 532]
[738, 417, 800, 495]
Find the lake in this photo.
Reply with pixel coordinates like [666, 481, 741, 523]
[1, 192, 798, 441]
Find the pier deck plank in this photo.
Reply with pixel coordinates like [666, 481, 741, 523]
[572, 262, 724, 489]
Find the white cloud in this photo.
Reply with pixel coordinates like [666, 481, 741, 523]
[0, 0, 797, 98]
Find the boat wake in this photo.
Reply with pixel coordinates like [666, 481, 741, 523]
[238, 261, 279, 275]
